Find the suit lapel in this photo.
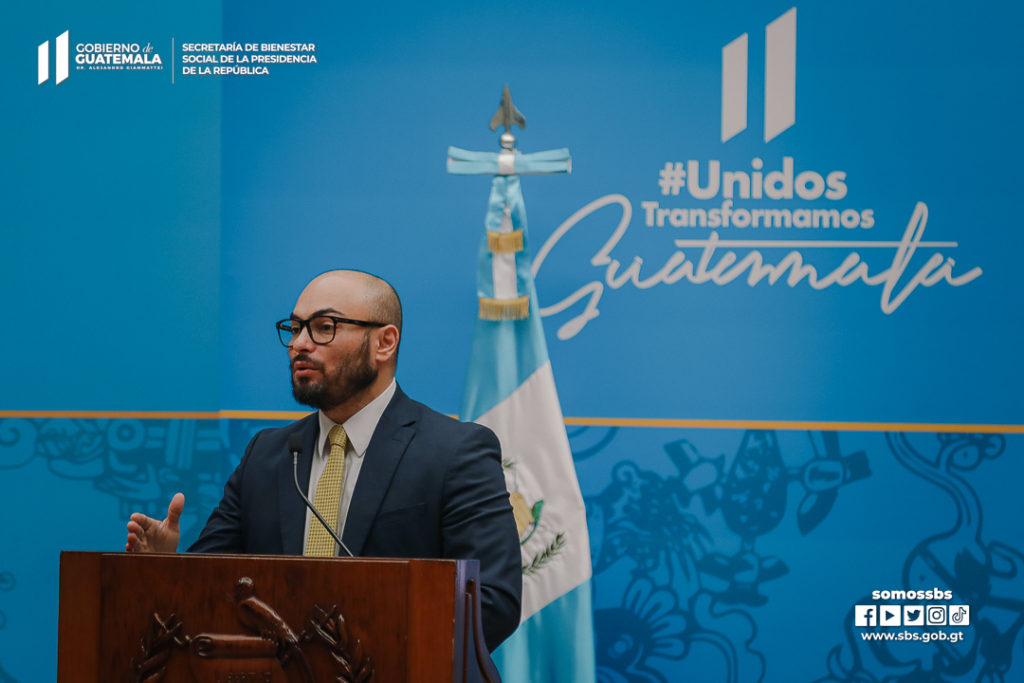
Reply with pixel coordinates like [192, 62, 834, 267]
[278, 415, 319, 555]
[342, 387, 417, 556]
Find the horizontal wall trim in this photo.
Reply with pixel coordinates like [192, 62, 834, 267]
[0, 410, 226, 419]
[562, 417, 1023, 434]
[0, 410, 1021, 433]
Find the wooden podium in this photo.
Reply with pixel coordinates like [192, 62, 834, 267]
[57, 551, 501, 682]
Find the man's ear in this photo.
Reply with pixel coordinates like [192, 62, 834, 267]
[374, 325, 400, 363]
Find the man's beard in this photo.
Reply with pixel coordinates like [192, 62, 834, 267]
[290, 335, 377, 411]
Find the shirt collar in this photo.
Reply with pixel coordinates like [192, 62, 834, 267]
[316, 379, 397, 460]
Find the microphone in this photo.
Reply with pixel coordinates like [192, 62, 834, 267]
[288, 432, 354, 557]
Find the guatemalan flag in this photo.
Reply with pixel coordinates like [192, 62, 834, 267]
[449, 142, 596, 682]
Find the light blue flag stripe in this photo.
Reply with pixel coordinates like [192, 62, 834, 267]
[461, 176, 548, 422]
[491, 581, 596, 683]
[461, 283, 548, 423]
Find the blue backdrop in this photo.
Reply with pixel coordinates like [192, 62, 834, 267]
[2, 1, 1021, 681]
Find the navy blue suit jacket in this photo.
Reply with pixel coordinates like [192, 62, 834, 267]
[189, 386, 522, 651]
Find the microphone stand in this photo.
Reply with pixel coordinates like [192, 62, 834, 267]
[290, 435, 354, 557]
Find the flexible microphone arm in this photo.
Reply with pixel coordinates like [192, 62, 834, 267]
[288, 433, 354, 557]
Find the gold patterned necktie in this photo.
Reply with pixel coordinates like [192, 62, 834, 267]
[305, 424, 347, 557]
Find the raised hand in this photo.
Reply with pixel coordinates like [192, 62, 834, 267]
[125, 492, 184, 553]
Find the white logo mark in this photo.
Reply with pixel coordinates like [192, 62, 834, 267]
[721, 7, 796, 142]
[38, 30, 69, 85]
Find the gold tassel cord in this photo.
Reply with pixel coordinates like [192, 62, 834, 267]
[487, 229, 524, 253]
[478, 296, 529, 320]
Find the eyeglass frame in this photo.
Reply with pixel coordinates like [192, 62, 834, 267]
[275, 314, 387, 347]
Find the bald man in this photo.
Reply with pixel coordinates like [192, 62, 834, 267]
[126, 270, 522, 652]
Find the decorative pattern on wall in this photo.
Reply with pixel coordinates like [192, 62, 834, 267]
[817, 433, 1022, 683]
[0, 418, 1019, 681]
[0, 418, 278, 544]
[573, 427, 1022, 682]
[581, 429, 868, 682]
[0, 417, 285, 681]
[0, 571, 14, 683]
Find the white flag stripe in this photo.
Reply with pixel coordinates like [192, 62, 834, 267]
[492, 253, 517, 299]
[764, 8, 796, 142]
[476, 361, 591, 620]
[492, 205, 518, 299]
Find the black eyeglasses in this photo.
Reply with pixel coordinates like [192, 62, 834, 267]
[276, 315, 386, 347]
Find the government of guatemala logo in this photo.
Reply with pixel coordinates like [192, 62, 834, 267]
[37, 29, 164, 84]
[721, 7, 796, 142]
[38, 30, 70, 85]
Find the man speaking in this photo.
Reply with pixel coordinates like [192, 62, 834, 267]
[125, 269, 522, 652]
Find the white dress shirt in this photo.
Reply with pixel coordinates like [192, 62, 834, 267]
[302, 379, 397, 555]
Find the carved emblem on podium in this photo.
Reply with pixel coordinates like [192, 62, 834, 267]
[131, 577, 374, 682]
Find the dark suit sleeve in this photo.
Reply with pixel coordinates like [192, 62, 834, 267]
[440, 423, 522, 652]
[187, 430, 261, 553]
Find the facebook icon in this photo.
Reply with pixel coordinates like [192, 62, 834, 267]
[855, 605, 878, 627]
